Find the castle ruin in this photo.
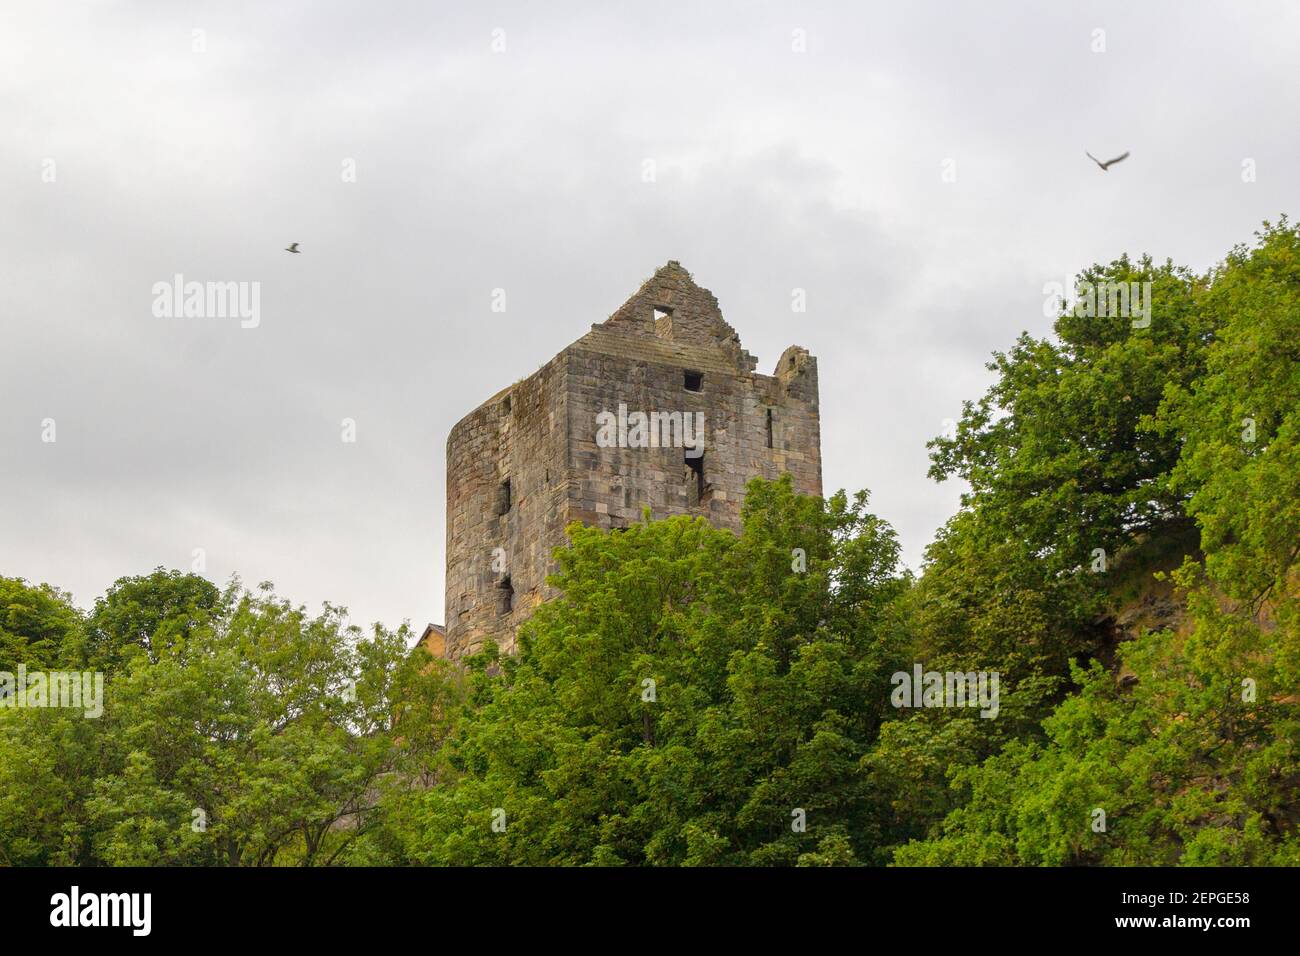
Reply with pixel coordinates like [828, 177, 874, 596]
[443, 261, 822, 659]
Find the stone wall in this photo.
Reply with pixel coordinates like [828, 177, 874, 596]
[443, 261, 822, 659]
[443, 356, 569, 658]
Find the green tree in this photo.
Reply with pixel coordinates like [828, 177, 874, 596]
[0, 576, 83, 671]
[1155, 219, 1300, 618]
[82, 568, 220, 669]
[929, 255, 1210, 575]
[0, 702, 105, 865]
[892, 220, 1300, 866]
[892, 580, 1299, 866]
[395, 475, 908, 866]
[0, 575, 462, 865]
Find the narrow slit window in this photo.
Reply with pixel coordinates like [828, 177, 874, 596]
[765, 408, 774, 448]
[684, 370, 703, 392]
[686, 452, 705, 506]
[496, 478, 512, 516]
[496, 575, 514, 616]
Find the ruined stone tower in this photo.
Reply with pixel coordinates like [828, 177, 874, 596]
[444, 261, 822, 659]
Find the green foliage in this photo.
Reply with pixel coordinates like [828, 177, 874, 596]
[83, 568, 221, 669]
[929, 255, 1209, 573]
[4, 219, 1298, 868]
[1156, 219, 1300, 610]
[394, 475, 907, 866]
[894, 219, 1300, 866]
[0, 577, 462, 865]
[0, 702, 104, 865]
[0, 577, 83, 671]
[916, 251, 1222, 682]
[894, 593, 1299, 866]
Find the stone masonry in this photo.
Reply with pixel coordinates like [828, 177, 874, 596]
[443, 261, 822, 659]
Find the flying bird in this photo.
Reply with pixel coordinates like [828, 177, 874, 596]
[284, 242, 301, 253]
[1086, 150, 1130, 172]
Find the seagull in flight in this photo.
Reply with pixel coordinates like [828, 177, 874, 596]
[1086, 150, 1130, 172]
[284, 242, 301, 253]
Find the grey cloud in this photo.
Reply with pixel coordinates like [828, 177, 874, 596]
[3, 0, 1297, 627]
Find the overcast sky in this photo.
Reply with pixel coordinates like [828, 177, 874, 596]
[2, 1, 1297, 636]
